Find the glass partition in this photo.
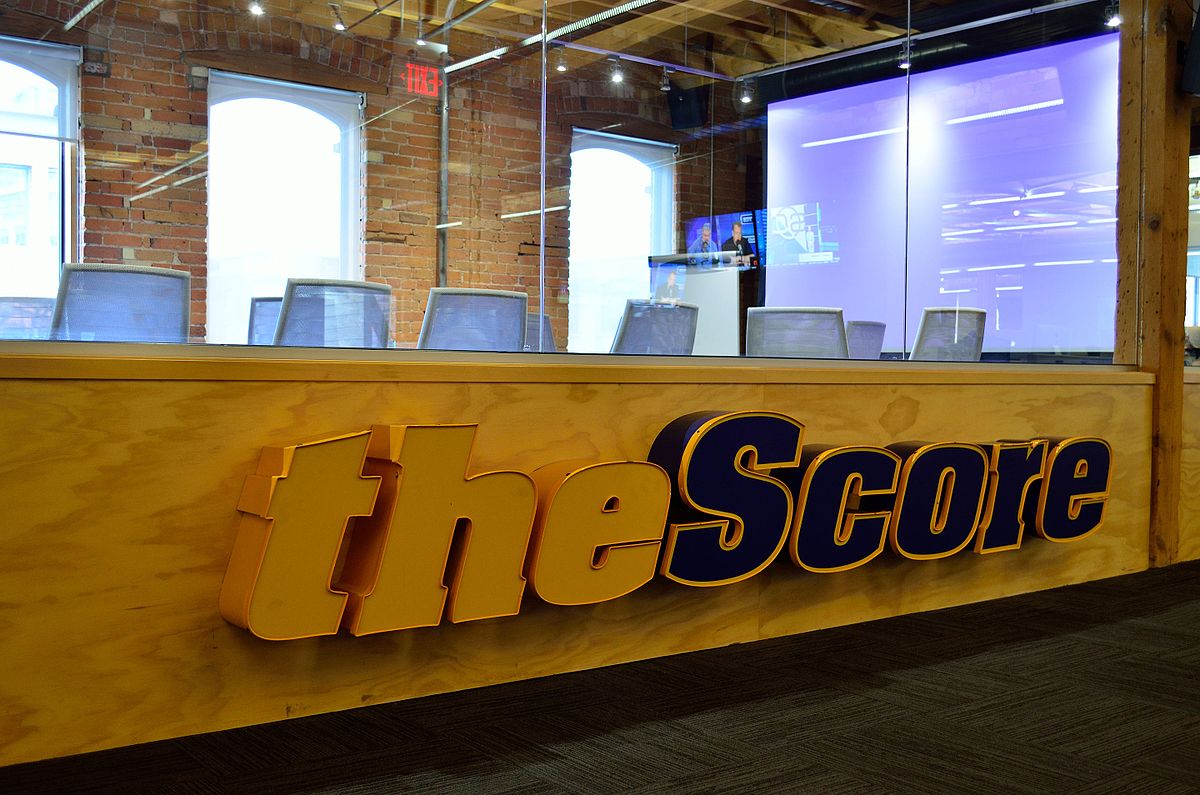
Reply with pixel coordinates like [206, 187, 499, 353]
[0, 0, 1126, 361]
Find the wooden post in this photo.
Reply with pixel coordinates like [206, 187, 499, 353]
[1115, 0, 1195, 565]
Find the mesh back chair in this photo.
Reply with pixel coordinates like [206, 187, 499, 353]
[610, 300, 699, 356]
[910, 307, 986, 361]
[274, 279, 392, 348]
[0, 297, 55, 340]
[746, 307, 848, 358]
[50, 263, 190, 343]
[846, 320, 886, 360]
[525, 312, 557, 352]
[247, 297, 283, 345]
[417, 288, 528, 352]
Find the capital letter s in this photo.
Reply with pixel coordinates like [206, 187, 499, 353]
[648, 411, 804, 586]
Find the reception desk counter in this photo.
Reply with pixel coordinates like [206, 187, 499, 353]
[0, 343, 1155, 765]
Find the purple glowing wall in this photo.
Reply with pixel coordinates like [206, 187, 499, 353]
[765, 34, 1119, 353]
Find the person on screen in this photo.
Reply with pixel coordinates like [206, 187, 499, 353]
[654, 270, 681, 303]
[688, 223, 720, 269]
[721, 221, 755, 267]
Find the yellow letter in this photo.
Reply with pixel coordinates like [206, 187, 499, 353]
[219, 432, 380, 640]
[527, 461, 670, 606]
[341, 424, 537, 635]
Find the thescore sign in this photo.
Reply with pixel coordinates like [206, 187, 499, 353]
[219, 411, 1113, 640]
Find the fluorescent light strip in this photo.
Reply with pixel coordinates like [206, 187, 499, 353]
[801, 126, 905, 148]
[435, 221, 463, 229]
[995, 286, 1024, 291]
[1087, 218, 1118, 224]
[1078, 185, 1117, 194]
[64, 0, 105, 30]
[521, 0, 658, 47]
[1100, 258, 1118, 263]
[942, 203, 959, 209]
[966, 263, 1025, 272]
[968, 196, 1021, 206]
[939, 268, 961, 274]
[446, 47, 510, 73]
[994, 221, 1078, 231]
[499, 205, 566, 219]
[939, 288, 973, 294]
[946, 98, 1064, 125]
[1023, 191, 1065, 200]
[941, 228, 984, 238]
[1032, 259, 1094, 266]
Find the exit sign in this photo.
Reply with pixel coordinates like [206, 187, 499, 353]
[406, 63, 441, 97]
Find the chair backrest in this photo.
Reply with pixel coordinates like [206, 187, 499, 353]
[0, 297, 55, 340]
[417, 288, 528, 352]
[247, 297, 283, 345]
[746, 307, 848, 358]
[910, 307, 986, 361]
[610, 300, 699, 355]
[50, 263, 190, 343]
[846, 320, 886, 360]
[274, 279, 391, 348]
[525, 312, 557, 352]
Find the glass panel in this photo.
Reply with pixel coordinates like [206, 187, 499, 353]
[0, 1, 1127, 360]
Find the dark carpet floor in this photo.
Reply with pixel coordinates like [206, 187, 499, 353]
[5, 562, 1200, 794]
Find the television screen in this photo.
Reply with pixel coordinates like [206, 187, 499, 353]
[765, 33, 1119, 354]
[683, 210, 763, 267]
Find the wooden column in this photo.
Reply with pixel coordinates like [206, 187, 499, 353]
[1115, 0, 1195, 565]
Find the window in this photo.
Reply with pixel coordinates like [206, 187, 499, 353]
[567, 130, 675, 353]
[0, 37, 79, 299]
[207, 72, 363, 344]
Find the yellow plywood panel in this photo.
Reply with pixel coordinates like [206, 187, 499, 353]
[0, 357, 1152, 765]
[1179, 381, 1200, 562]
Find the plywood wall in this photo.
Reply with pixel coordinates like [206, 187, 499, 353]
[0, 349, 1153, 765]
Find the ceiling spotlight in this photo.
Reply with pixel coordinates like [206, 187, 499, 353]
[898, 40, 912, 70]
[660, 67, 672, 92]
[248, 1, 264, 15]
[416, 18, 426, 45]
[1104, 2, 1122, 26]
[738, 79, 754, 104]
[555, 53, 568, 73]
[609, 57, 624, 84]
[331, 4, 347, 30]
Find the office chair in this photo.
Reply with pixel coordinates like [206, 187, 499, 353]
[525, 312, 557, 352]
[745, 307, 848, 358]
[50, 263, 190, 343]
[247, 297, 283, 345]
[417, 288, 528, 352]
[610, 299, 699, 355]
[846, 320, 886, 360]
[910, 307, 986, 361]
[0, 297, 55, 340]
[274, 279, 392, 348]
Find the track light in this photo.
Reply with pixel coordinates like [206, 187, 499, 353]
[248, 1, 264, 15]
[660, 67, 672, 92]
[416, 17, 426, 45]
[738, 79, 754, 104]
[609, 57, 624, 83]
[898, 40, 912, 70]
[555, 52, 568, 72]
[1104, 2, 1122, 26]
[331, 4, 346, 30]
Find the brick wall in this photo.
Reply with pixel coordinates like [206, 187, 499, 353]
[2, 0, 757, 348]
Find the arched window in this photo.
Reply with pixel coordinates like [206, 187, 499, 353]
[567, 130, 675, 353]
[0, 37, 79, 299]
[207, 72, 362, 344]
